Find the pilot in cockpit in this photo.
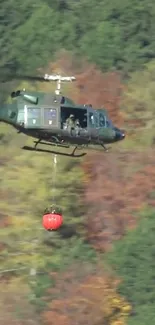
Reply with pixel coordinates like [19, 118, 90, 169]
[89, 113, 95, 127]
[99, 116, 105, 127]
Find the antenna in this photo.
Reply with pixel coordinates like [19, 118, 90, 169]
[44, 74, 76, 95]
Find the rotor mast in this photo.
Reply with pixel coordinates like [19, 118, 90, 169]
[44, 74, 76, 95]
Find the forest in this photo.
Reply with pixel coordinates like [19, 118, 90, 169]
[1, 0, 155, 324]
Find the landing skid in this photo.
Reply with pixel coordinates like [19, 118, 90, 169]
[101, 144, 111, 152]
[33, 140, 70, 149]
[22, 145, 86, 158]
[33, 140, 86, 156]
[22, 137, 110, 157]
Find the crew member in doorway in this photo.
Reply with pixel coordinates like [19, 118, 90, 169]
[66, 114, 75, 132]
[75, 118, 80, 136]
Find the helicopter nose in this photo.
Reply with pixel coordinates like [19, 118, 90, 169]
[115, 129, 126, 141]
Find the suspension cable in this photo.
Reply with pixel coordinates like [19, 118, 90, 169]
[51, 154, 57, 206]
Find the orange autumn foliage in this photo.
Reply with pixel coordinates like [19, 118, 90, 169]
[42, 265, 131, 325]
[0, 213, 11, 228]
[44, 51, 124, 126]
[73, 68, 124, 126]
[82, 149, 155, 251]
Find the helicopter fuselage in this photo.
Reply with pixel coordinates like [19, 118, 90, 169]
[0, 90, 125, 149]
[14, 124, 124, 146]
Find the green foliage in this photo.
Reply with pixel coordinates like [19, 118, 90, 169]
[107, 207, 155, 324]
[0, 124, 90, 284]
[0, 278, 41, 325]
[30, 238, 97, 308]
[1, 0, 155, 77]
[121, 60, 155, 147]
[0, 117, 101, 317]
[2, 0, 155, 320]
[0, 0, 41, 73]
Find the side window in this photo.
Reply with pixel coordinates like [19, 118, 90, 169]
[99, 113, 105, 127]
[89, 112, 99, 127]
[94, 113, 99, 127]
[44, 108, 57, 126]
[27, 107, 41, 126]
[106, 119, 113, 127]
[89, 113, 94, 127]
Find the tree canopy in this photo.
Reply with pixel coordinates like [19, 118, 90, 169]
[107, 208, 155, 324]
[1, 0, 155, 78]
[2, 1, 155, 324]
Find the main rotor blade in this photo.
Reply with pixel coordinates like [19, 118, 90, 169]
[0, 70, 76, 83]
[0, 72, 50, 83]
[14, 75, 50, 81]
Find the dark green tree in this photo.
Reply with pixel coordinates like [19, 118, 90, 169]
[107, 208, 155, 324]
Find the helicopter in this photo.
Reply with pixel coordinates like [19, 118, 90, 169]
[0, 73, 125, 157]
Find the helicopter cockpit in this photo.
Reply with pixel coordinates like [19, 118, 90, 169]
[88, 111, 98, 127]
[89, 110, 114, 128]
[99, 110, 114, 128]
[73, 109, 114, 129]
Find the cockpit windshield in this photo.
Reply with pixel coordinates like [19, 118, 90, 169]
[105, 119, 113, 127]
[99, 111, 113, 128]
[99, 112, 105, 127]
[89, 112, 99, 127]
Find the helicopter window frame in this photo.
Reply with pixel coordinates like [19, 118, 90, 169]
[98, 111, 114, 128]
[99, 112, 106, 127]
[89, 112, 96, 128]
[105, 117, 113, 128]
[89, 111, 99, 128]
[43, 107, 57, 127]
[24, 105, 42, 127]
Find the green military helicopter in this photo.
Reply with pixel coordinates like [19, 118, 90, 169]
[0, 73, 125, 157]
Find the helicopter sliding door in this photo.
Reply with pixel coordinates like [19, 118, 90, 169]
[43, 107, 58, 128]
[24, 106, 59, 128]
[25, 106, 42, 127]
[41, 94, 61, 128]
